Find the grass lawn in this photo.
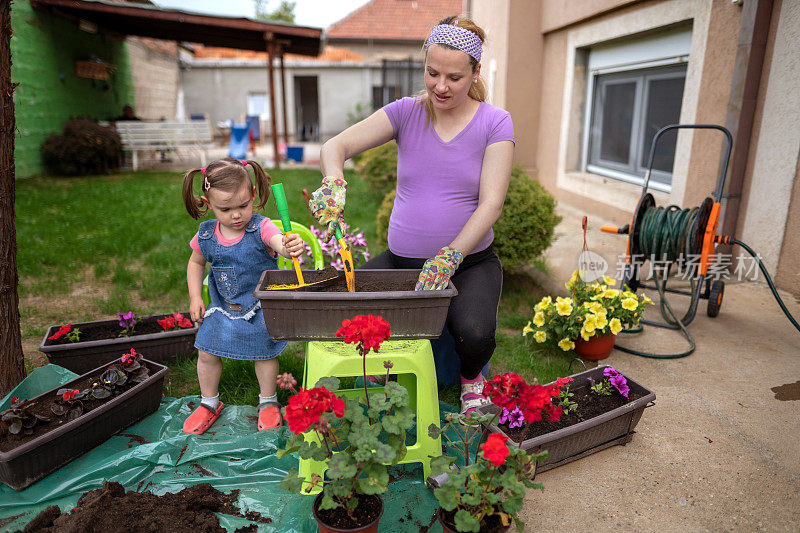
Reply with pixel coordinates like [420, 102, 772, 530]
[15, 168, 574, 406]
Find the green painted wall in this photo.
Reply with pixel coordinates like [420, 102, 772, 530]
[11, 1, 135, 177]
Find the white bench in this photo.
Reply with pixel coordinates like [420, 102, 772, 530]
[114, 120, 214, 170]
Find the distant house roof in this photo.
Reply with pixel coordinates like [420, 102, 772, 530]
[29, 0, 322, 55]
[325, 0, 463, 42]
[191, 45, 364, 63]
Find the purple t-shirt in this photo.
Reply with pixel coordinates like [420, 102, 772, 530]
[383, 97, 514, 258]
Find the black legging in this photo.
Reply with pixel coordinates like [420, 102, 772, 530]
[361, 246, 502, 379]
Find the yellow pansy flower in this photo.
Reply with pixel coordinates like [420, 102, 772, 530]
[580, 327, 592, 341]
[603, 289, 620, 299]
[534, 296, 552, 312]
[610, 317, 622, 335]
[622, 297, 638, 311]
[533, 311, 545, 327]
[623, 290, 636, 299]
[558, 338, 575, 351]
[604, 275, 617, 286]
[534, 331, 547, 343]
[594, 313, 609, 330]
[590, 302, 606, 314]
[555, 297, 573, 316]
[522, 321, 534, 337]
[641, 294, 654, 305]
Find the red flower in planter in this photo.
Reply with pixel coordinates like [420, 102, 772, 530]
[10, 397, 20, 406]
[120, 349, 137, 365]
[157, 316, 177, 330]
[336, 315, 391, 355]
[481, 433, 510, 466]
[483, 372, 567, 424]
[62, 389, 80, 402]
[48, 323, 72, 340]
[173, 313, 194, 329]
[284, 386, 344, 435]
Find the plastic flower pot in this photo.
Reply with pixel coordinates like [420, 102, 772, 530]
[574, 331, 616, 360]
[437, 507, 511, 533]
[312, 493, 384, 533]
[0, 358, 168, 491]
[476, 365, 655, 473]
[39, 313, 197, 373]
[254, 269, 456, 341]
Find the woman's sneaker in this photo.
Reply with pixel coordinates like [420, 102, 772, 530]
[460, 376, 491, 417]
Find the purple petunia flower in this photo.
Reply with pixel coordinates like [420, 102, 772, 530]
[604, 367, 629, 398]
[117, 311, 136, 328]
[498, 407, 525, 429]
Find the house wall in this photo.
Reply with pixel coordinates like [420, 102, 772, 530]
[479, 0, 798, 295]
[180, 60, 381, 143]
[11, 1, 135, 178]
[127, 37, 180, 121]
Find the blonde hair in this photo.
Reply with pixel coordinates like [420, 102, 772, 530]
[420, 15, 487, 124]
[181, 158, 271, 219]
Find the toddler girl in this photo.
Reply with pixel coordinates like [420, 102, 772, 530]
[181, 157, 303, 434]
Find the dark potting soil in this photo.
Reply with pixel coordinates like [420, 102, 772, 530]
[500, 387, 643, 443]
[0, 362, 157, 453]
[439, 507, 508, 533]
[263, 276, 416, 293]
[16, 481, 269, 533]
[44, 313, 193, 346]
[314, 493, 382, 530]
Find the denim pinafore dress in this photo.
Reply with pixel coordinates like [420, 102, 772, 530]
[194, 214, 287, 360]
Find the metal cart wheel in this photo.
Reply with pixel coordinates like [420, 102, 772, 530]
[707, 279, 725, 317]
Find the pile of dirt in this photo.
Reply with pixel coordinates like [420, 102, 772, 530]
[17, 481, 271, 533]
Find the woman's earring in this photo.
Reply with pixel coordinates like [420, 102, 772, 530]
[473, 79, 478, 84]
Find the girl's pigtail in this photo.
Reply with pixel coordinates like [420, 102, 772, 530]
[248, 160, 272, 211]
[181, 168, 208, 219]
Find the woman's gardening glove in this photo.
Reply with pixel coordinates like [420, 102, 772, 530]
[308, 176, 347, 242]
[415, 246, 463, 291]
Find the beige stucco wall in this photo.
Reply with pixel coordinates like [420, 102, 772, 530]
[737, 0, 800, 287]
[325, 41, 424, 62]
[127, 37, 180, 120]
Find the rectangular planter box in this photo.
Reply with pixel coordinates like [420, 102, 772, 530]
[477, 365, 655, 473]
[0, 359, 168, 491]
[254, 269, 457, 341]
[39, 314, 198, 374]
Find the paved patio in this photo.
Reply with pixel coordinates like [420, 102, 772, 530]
[520, 202, 800, 531]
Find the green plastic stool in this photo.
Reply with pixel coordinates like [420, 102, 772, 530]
[298, 339, 442, 493]
[202, 220, 324, 305]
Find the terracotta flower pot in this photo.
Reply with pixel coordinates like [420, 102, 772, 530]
[437, 507, 510, 533]
[574, 331, 616, 360]
[312, 493, 384, 533]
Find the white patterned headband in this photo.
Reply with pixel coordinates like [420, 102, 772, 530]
[425, 24, 482, 62]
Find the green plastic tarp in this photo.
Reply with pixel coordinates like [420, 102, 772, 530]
[0, 365, 449, 532]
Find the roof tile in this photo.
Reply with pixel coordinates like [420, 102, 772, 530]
[326, 0, 462, 41]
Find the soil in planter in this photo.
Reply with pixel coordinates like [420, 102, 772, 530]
[0, 362, 158, 453]
[263, 276, 416, 293]
[315, 492, 382, 530]
[44, 313, 193, 346]
[439, 507, 508, 533]
[500, 386, 643, 443]
[15, 481, 272, 533]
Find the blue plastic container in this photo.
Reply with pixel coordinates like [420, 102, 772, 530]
[286, 146, 304, 162]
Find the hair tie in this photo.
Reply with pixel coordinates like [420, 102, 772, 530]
[203, 176, 211, 191]
[241, 160, 248, 166]
[200, 167, 206, 173]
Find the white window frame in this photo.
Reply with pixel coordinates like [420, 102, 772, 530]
[585, 63, 687, 191]
[579, 28, 692, 193]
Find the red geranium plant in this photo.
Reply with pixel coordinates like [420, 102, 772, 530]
[426, 372, 572, 532]
[157, 312, 194, 332]
[278, 315, 414, 526]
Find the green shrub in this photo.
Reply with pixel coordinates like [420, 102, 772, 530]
[375, 188, 396, 249]
[41, 118, 121, 175]
[353, 141, 397, 199]
[494, 166, 561, 271]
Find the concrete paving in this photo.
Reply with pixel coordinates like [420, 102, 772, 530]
[518, 202, 800, 531]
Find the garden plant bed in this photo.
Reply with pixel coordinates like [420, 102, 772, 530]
[477, 365, 655, 473]
[0, 358, 167, 491]
[39, 313, 197, 373]
[255, 269, 457, 341]
[17, 481, 270, 533]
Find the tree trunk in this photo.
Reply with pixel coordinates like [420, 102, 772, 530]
[0, 0, 26, 396]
